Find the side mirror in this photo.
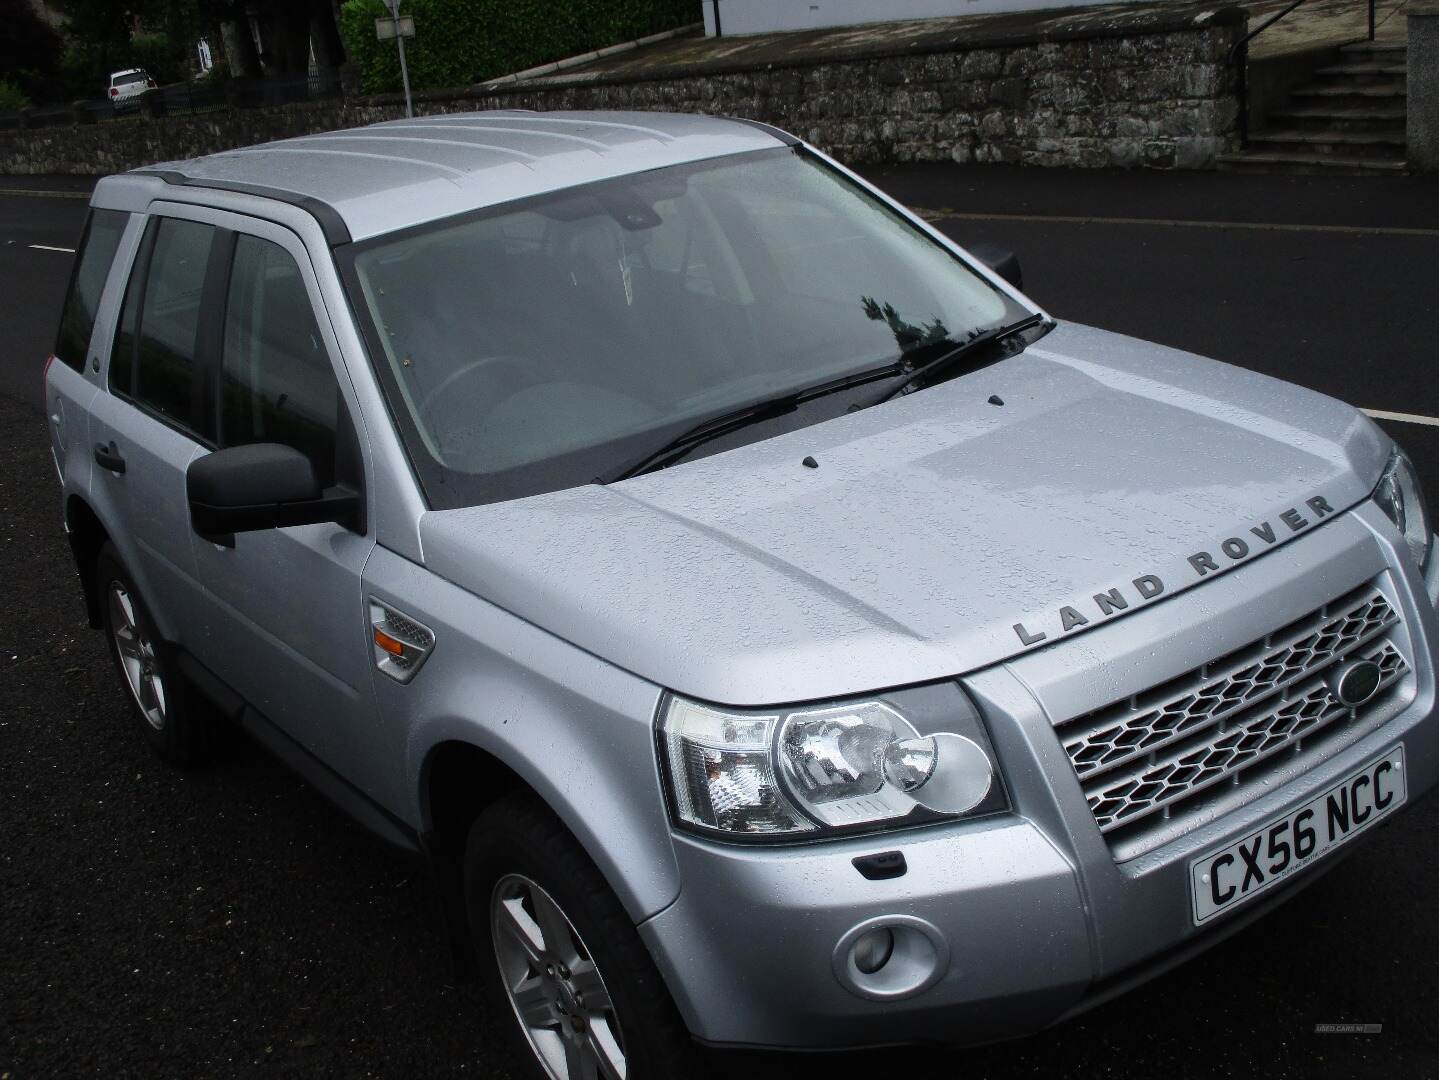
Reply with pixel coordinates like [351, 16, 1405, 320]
[187, 443, 360, 543]
[967, 243, 1023, 291]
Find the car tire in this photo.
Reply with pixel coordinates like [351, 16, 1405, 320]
[95, 543, 209, 765]
[464, 793, 704, 1080]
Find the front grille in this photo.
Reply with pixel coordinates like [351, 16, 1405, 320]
[1058, 583, 1409, 852]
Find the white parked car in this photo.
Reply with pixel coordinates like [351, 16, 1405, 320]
[107, 69, 155, 111]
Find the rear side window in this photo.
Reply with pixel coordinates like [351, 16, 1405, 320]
[221, 235, 338, 484]
[109, 217, 217, 438]
[54, 209, 127, 372]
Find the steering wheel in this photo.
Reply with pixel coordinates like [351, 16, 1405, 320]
[414, 354, 537, 429]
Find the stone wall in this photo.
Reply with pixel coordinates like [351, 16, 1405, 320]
[0, 4, 1246, 174]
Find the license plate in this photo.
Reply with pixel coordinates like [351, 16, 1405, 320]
[1190, 746, 1406, 925]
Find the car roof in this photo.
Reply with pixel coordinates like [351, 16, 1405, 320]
[111, 69, 146, 78]
[114, 111, 794, 244]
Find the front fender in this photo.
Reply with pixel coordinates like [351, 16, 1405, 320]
[362, 543, 681, 922]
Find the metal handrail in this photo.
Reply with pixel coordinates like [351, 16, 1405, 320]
[1228, 0, 1378, 64]
[1228, 0, 1309, 63]
[1228, 0, 1382, 144]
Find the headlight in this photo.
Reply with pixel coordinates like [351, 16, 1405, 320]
[1373, 448, 1431, 572]
[659, 687, 1004, 840]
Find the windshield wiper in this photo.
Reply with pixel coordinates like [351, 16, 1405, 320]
[596, 362, 906, 484]
[853, 314, 1049, 411]
[597, 316, 1047, 484]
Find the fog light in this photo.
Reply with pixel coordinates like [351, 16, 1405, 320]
[833, 915, 950, 1001]
[851, 927, 894, 974]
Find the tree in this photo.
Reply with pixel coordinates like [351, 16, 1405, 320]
[219, 15, 261, 78]
[48, 0, 135, 99]
[49, 0, 133, 52]
[44, 0, 347, 90]
[254, 1, 312, 75]
[199, 0, 346, 79]
[310, 0, 346, 72]
[0, 0, 64, 102]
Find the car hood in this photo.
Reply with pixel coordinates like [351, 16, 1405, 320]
[419, 322, 1390, 705]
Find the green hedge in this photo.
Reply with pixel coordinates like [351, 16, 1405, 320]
[0, 79, 28, 111]
[339, 0, 698, 94]
[130, 33, 189, 87]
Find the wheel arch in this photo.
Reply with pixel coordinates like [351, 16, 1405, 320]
[66, 491, 182, 644]
[420, 738, 530, 857]
[65, 493, 111, 628]
[417, 738, 539, 982]
[364, 547, 682, 979]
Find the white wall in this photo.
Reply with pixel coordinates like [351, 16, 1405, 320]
[702, 0, 1115, 37]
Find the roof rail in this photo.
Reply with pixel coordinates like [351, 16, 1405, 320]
[132, 168, 353, 245]
[721, 117, 800, 146]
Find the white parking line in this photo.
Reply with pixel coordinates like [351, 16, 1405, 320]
[28, 243, 76, 253]
[1363, 409, 1439, 428]
[914, 208, 1439, 239]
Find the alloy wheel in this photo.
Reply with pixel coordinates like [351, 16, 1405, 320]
[491, 872, 626, 1080]
[107, 581, 166, 732]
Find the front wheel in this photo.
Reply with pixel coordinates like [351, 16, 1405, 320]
[465, 794, 702, 1080]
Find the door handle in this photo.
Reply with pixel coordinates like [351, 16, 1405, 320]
[94, 441, 127, 474]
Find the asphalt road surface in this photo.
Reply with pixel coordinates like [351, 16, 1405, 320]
[3, 167, 1438, 1079]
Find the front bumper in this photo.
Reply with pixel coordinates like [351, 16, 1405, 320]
[639, 505, 1439, 1049]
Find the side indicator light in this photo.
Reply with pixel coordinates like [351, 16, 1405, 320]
[368, 599, 436, 683]
[373, 628, 406, 656]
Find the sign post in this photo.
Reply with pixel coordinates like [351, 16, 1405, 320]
[376, 1, 415, 118]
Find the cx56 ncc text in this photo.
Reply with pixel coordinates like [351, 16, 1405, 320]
[43, 111, 1439, 1079]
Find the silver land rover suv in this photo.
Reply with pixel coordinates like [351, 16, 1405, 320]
[45, 111, 1439, 1078]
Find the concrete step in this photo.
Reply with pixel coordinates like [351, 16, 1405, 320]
[1291, 83, 1407, 112]
[1311, 62, 1408, 86]
[1269, 103, 1407, 133]
[1314, 61, 1407, 77]
[1217, 151, 1406, 175]
[1249, 128, 1406, 158]
[1339, 41, 1407, 56]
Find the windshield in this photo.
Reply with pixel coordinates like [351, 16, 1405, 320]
[113, 71, 148, 86]
[344, 147, 1029, 509]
